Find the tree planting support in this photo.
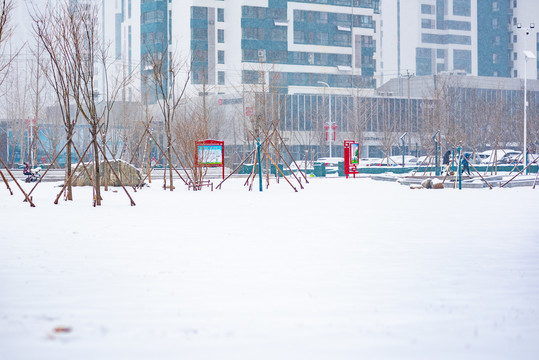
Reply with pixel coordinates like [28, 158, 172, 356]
[433, 130, 440, 176]
[0, 157, 35, 207]
[457, 146, 462, 190]
[400, 132, 408, 168]
[257, 138, 263, 192]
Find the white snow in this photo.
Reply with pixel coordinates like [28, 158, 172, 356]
[1, 177, 539, 359]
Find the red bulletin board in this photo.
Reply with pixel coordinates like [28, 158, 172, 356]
[195, 140, 225, 179]
[344, 140, 359, 178]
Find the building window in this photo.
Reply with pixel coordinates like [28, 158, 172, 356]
[192, 69, 208, 85]
[492, 1, 498, 11]
[514, 69, 518, 77]
[513, 34, 517, 43]
[142, 31, 164, 45]
[454, 49, 471, 73]
[421, 4, 434, 14]
[422, 18, 435, 29]
[242, 70, 263, 84]
[242, 27, 265, 40]
[270, 28, 286, 41]
[218, 29, 224, 43]
[319, 32, 329, 45]
[192, 7, 207, 20]
[192, 28, 208, 40]
[492, 53, 498, 64]
[514, 52, 517, 60]
[437, 49, 445, 59]
[218, 50, 225, 64]
[218, 8, 224, 22]
[493, 36, 500, 46]
[218, 71, 225, 85]
[142, 10, 165, 24]
[294, 30, 304, 43]
[492, 18, 498, 29]
[268, 7, 286, 20]
[453, 0, 471, 16]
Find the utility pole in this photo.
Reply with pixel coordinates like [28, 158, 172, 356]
[403, 70, 414, 155]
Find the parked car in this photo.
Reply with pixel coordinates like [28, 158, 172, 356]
[476, 149, 521, 165]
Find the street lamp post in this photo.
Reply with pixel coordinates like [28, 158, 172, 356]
[317, 81, 332, 158]
[517, 23, 536, 175]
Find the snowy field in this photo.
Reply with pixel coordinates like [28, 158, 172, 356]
[1, 176, 539, 360]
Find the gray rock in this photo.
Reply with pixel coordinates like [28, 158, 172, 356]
[72, 160, 142, 186]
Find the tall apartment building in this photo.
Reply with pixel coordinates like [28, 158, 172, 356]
[478, 0, 538, 80]
[100, 0, 537, 101]
[137, 0, 382, 100]
[379, 0, 478, 84]
[379, 0, 537, 83]
[101, 0, 141, 102]
[511, 0, 539, 80]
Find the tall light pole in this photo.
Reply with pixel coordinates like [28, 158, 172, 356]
[517, 23, 536, 175]
[317, 81, 332, 157]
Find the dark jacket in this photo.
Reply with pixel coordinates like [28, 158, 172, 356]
[443, 151, 451, 165]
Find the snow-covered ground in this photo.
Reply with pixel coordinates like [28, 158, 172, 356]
[1, 177, 538, 360]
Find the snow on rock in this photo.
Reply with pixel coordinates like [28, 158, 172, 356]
[72, 160, 142, 186]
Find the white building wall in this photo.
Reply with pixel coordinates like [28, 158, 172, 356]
[380, 0, 478, 82]
[513, 0, 538, 80]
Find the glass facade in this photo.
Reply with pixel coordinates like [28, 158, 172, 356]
[417, 0, 473, 76]
[239, 1, 378, 91]
[477, 0, 512, 77]
[141, 0, 169, 102]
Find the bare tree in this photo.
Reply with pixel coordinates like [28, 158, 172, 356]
[377, 96, 400, 165]
[0, 0, 15, 85]
[32, 1, 81, 200]
[143, 47, 190, 191]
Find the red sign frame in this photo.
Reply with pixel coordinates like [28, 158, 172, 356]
[344, 140, 359, 178]
[195, 139, 225, 179]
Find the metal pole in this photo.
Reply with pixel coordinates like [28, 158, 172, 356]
[457, 146, 462, 190]
[400, 132, 407, 168]
[329, 92, 332, 158]
[518, 22, 536, 175]
[257, 138, 262, 192]
[317, 81, 331, 157]
[524, 53, 528, 175]
[433, 130, 440, 176]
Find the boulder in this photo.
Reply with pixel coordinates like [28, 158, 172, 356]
[72, 160, 142, 186]
[421, 179, 432, 189]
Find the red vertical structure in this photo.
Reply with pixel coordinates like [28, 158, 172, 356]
[344, 140, 359, 178]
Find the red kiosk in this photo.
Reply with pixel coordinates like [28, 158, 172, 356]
[344, 140, 360, 178]
[195, 139, 225, 179]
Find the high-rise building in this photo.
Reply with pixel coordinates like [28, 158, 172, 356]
[379, 0, 477, 84]
[511, 0, 539, 80]
[137, 0, 382, 100]
[477, 0, 513, 78]
[101, 0, 537, 102]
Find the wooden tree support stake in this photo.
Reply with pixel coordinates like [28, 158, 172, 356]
[0, 157, 35, 207]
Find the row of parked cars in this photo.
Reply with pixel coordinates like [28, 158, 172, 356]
[309, 149, 539, 172]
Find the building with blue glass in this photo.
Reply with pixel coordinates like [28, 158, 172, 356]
[136, 0, 381, 100]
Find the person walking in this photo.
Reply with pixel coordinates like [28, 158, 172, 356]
[461, 153, 471, 176]
[442, 150, 451, 174]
